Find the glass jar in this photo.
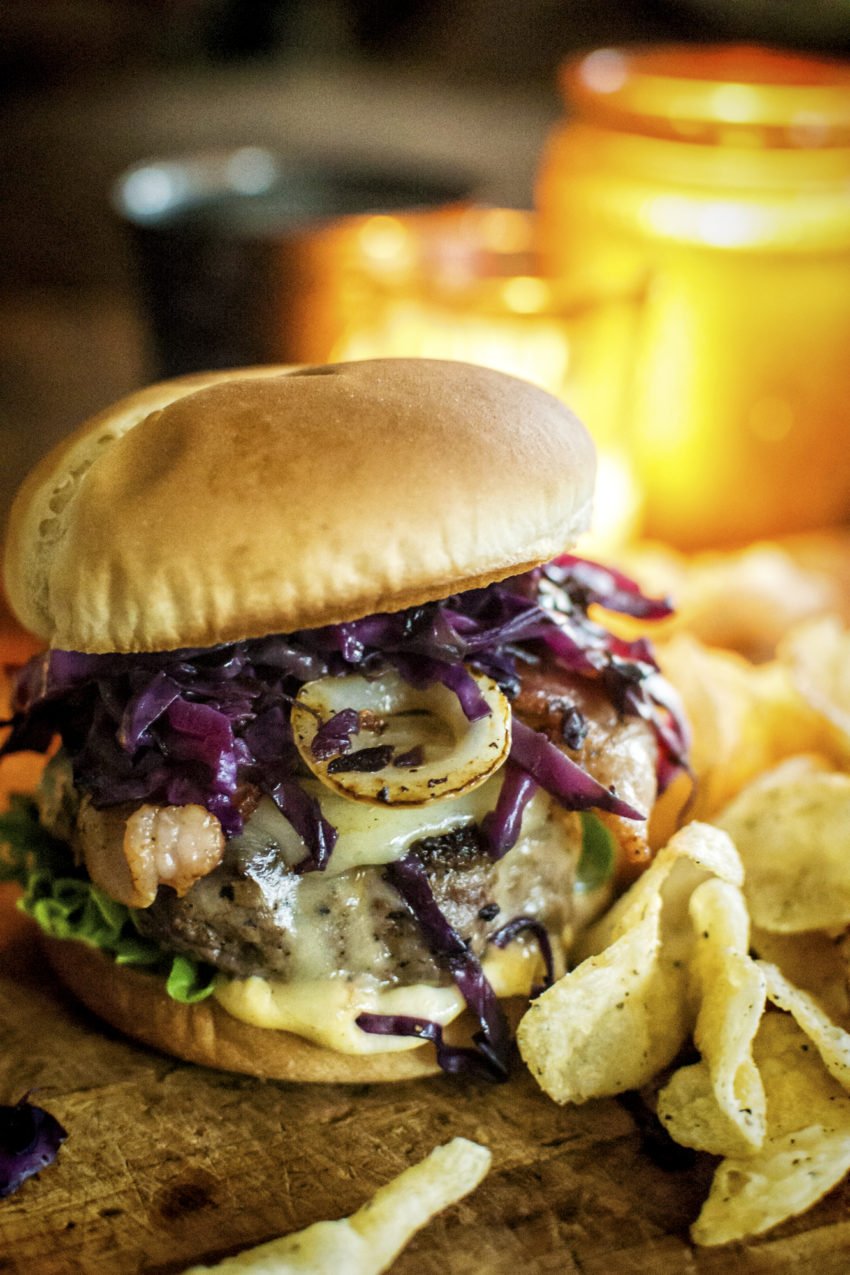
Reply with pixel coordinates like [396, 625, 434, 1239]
[538, 45, 850, 548]
[322, 205, 646, 548]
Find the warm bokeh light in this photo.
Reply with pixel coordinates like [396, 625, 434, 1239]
[326, 206, 643, 550]
[539, 44, 850, 549]
[277, 47, 850, 556]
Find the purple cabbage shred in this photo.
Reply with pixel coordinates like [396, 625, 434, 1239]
[356, 1013, 505, 1079]
[490, 915, 555, 994]
[0, 554, 688, 876]
[480, 763, 538, 859]
[379, 852, 513, 1080]
[311, 708, 360, 762]
[0, 1097, 67, 1199]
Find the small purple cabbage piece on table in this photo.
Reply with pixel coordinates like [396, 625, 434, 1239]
[0, 1096, 67, 1199]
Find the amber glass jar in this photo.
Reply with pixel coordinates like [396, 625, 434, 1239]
[538, 45, 850, 548]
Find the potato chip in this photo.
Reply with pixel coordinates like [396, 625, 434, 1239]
[656, 880, 766, 1157]
[760, 961, 850, 1092]
[518, 823, 742, 1104]
[582, 819, 743, 958]
[692, 1014, 850, 1246]
[656, 635, 822, 822]
[519, 889, 673, 1103]
[751, 926, 850, 1026]
[181, 1137, 491, 1274]
[716, 767, 850, 932]
[618, 539, 841, 661]
[781, 614, 850, 764]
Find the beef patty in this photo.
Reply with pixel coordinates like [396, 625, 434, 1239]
[135, 810, 579, 986]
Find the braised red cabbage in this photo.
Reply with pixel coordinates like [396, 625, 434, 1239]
[374, 851, 513, 1080]
[480, 762, 537, 858]
[356, 1013, 502, 1079]
[0, 555, 687, 856]
[0, 1097, 67, 1199]
[311, 708, 361, 762]
[490, 915, 555, 993]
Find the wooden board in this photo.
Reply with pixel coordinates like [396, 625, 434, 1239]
[3, 893, 850, 1274]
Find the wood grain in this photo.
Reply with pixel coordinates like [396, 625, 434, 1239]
[3, 900, 850, 1274]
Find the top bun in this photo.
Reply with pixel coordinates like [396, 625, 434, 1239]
[4, 359, 595, 653]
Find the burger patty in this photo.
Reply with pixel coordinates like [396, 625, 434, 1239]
[134, 814, 579, 986]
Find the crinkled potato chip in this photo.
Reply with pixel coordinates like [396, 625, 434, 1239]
[781, 614, 850, 764]
[657, 879, 766, 1157]
[656, 635, 822, 822]
[518, 823, 742, 1103]
[581, 819, 743, 958]
[692, 1014, 850, 1246]
[616, 540, 842, 661]
[181, 1138, 491, 1274]
[751, 926, 850, 1027]
[759, 961, 850, 1092]
[518, 888, 672, 1102]
[716, 767, 850, 932]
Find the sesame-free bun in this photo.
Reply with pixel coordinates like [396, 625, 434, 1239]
[4, 359, 594, 653]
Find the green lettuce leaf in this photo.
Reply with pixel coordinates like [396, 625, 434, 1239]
[576, 812, 617, 893]
[0, 795, 215, 1003]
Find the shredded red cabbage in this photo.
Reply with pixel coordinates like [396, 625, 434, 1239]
[365, 851, 513, 1080]
[327, 745, 395, 774]
[490, 915, 555, 993]
[0, 1096, 67, 1199]
[480, 762, 538, 859]
[266, 778, 337, 873]
[311, 708, 360, 762]
[510, 718, 642, 819]
[545, 555, 674, 620]
[0, 555, 687, 856]
[356, 1013, 503, 1079]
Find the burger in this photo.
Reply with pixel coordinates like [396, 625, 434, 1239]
[0, 359, 687, 1082]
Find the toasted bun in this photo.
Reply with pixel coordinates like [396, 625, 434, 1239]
[4, 359, 594, 653]
[43, 938, 445, 1082]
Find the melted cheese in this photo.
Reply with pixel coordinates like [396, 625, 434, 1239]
[216, 757, 570, 1053]
[213, 941, 543, 1054]
[233, 773, 552, 876]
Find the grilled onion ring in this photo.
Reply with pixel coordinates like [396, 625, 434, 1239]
[291, 669, 511, 806]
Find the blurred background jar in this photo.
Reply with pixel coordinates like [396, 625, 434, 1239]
[538, 44, 850, 549]
[325, 204, 646, 549]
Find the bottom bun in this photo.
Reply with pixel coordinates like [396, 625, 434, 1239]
[44, 938, 494, 1083]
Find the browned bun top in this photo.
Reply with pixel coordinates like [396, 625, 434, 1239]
[4, 359, 595, 653]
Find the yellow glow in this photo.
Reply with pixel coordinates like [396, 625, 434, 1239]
[539, 47, 850, 547]
[357, 216, 413, 271]
[333, 300, 571, 397]
[501, 276, 550, 314]
[643, 190, 791, 249]
[584, 450, 644, 554]
[747, 397, 794, 444]
[478, 208, 533, 254]
[710, 83, 761, 124]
